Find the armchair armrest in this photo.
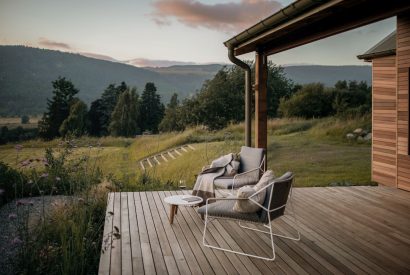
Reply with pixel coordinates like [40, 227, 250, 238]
[231, 168, 261, 190]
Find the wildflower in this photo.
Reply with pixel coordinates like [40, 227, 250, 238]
[40, 173, 48, 178]
[14, 144, 23, 151]
[11, 237, 23, 245]
[8, 213, 17, 220]
[55, 177, 61, 181]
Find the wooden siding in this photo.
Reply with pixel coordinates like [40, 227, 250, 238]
[372, 56, 397, 187]
[397, 13, 410, 191]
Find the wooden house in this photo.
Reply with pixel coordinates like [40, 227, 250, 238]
[358, 30, 410, 191]
[224, 0, 410, 191]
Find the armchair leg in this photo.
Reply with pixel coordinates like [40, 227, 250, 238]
[202, 214, 276, 261]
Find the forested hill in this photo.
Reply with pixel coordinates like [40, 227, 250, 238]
[0, 46, 222, 115]
[283, 65, 371, 86]
[0, 46, 371, 116]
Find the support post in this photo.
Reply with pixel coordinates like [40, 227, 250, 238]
[255, 52, 268, 153]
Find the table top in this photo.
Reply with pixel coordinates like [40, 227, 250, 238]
[164, 194, 203, 206]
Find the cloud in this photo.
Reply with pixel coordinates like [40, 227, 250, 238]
[125, 58, 196, 67]
[38, 37, 73, 50]
[150, 0, 282, 32]
[80, 52, 119, 62]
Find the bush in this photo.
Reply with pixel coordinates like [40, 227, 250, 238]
[0, 126, 38, 144]
[21, 115, 30, 124]
[0, 161, 25, 204]
[278, 83, 334, 118]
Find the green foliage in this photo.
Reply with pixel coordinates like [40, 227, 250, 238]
[164, 63, 296, 131]
[159, 93, 185, 132]
[97, 82, 128, 136]
[59, 100, 90, 137]
[140, 82, 165, 133]
[38, 77, 79, 139]
[279, 81, 371, 119]
[109, 88, 141, 137]
[0, 161, 25, 204]
[0, 126, 38, 144]
[332, 80, 371, 118]
[278, 83, 334, 118]
[266, 63, 298, 117]
[21, 115, 30, 124]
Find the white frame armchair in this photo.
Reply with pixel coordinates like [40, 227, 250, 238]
[199, 172, 300, 261]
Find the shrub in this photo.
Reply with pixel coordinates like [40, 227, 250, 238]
[0, 161, 25, 204]
[21, 115, 30, 124]
[278, 83, 334, 118]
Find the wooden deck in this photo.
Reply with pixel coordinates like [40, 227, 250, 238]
[99, 186, 410, 274]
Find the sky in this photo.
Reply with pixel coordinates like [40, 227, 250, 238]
[0, 0, 396, 67]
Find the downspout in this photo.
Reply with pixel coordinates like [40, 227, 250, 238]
[228, 46, 251, 147]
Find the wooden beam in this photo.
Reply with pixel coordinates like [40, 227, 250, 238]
[255, 52, 268, 151]
[233, 1, 410, 56]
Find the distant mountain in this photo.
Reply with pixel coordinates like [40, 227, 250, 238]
[283, 65, 371, 86]
[0, 46, 371, 116]
[0, 46, 222, 115]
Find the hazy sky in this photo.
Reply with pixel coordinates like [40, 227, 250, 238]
[0, 0, 396, 66]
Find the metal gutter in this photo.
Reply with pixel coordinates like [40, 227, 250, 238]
[224, 0, 325, 50]
[228, 47, 251, 147]
[357, 49, 396, 61]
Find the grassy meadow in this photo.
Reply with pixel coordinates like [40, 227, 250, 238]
[0, 116, 40, 129]
[0, 115, 373, 188]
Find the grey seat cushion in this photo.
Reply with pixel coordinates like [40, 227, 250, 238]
[239, 146, 264, 173]
[197, 200, 262, 223]
[214, 176, 234, 189]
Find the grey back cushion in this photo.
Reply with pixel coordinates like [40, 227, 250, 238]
[258, 172, 293, 223]
[239, 146, 264, 173]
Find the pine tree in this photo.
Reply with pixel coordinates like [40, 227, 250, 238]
[38, 77, 79, 139]
[159, 93, 184, 132]
[140, 82, 164, 133]
[98, 82, 128, 135]
[108, 88, 141, 137]
[59, 100, 89, 137]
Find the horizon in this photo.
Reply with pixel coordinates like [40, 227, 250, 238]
[0, 0, 395, 67]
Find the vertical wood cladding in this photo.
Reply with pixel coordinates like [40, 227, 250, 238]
[397, 13, 410, 191]
[372, 56, 397, 187]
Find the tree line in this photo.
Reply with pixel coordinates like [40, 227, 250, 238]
[34, 62, 371, 140]
[38, 78, 164, 139]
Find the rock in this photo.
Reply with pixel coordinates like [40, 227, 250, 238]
[353, 128, 363, 135]
[364, 133, 372, 141]
[346, 133, 355, 140]
[357, 136, 364, 141]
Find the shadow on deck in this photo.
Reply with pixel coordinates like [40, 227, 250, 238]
[99, 186, 410, 274]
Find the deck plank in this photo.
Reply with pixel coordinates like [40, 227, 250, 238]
[99, 187, 410, 275]
[133, 192, 156, 274]
[99, 193, 114, 275]
[121, 193, 132, 275]
[127, 192, 144, 275]
[110, 193, 122, 275]
[139, 192, 168, 274]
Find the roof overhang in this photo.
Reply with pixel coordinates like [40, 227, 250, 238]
[225, 0, 410, 56]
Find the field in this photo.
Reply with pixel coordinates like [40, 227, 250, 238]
[0, 116, 40, 129]
[0, 116, 373, 188]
